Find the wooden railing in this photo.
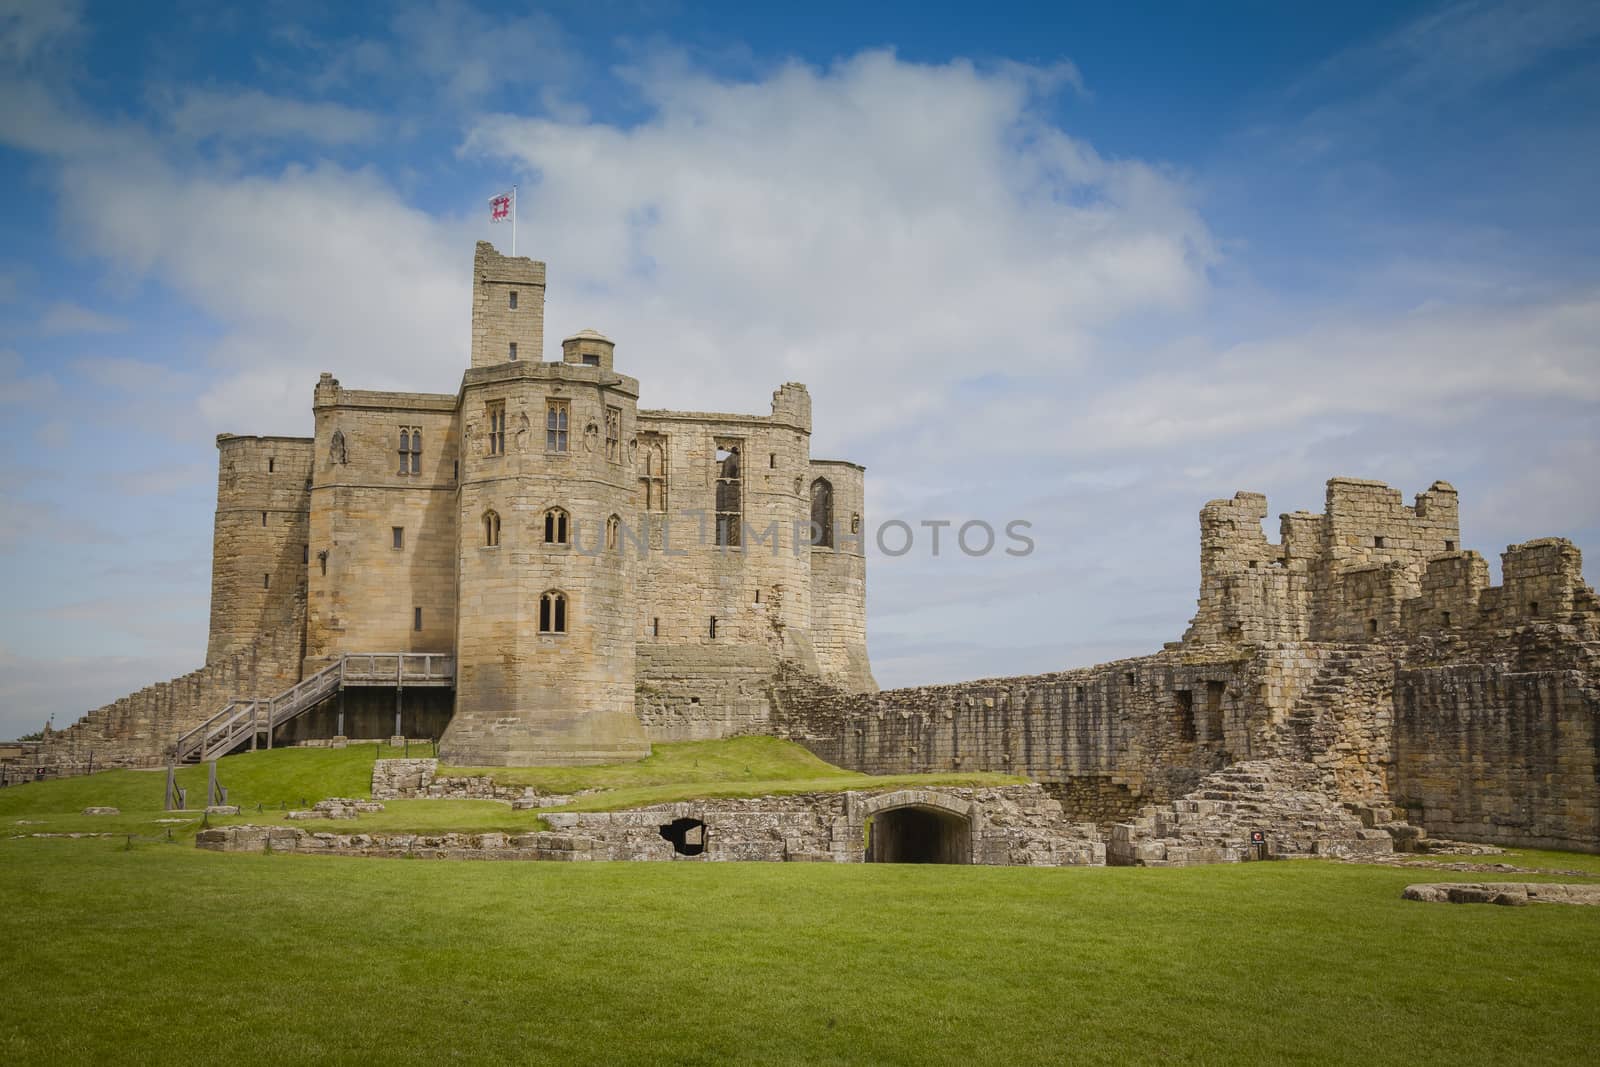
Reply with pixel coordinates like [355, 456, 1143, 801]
[173, 653, 454, 763]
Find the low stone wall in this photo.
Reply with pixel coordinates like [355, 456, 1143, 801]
[199, 783, 1105, 866]
[369, 758, 590, 805]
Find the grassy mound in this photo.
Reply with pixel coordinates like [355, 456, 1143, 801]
[2, 840, 1597, 1063]
[0, 736, 1021, 837]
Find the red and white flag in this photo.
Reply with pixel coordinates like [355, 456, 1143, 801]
[489, 190, 514, 222]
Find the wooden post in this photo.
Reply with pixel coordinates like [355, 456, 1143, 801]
[336, 689, 345, 737]
[207, 760, 218, 807]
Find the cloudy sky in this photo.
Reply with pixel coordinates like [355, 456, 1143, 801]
[1, 0, 1597, 738]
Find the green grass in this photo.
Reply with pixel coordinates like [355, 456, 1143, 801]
[0, 737, 1020, 838]
[2, 839, 1598, 1064]
[447, 734, 1023, 811]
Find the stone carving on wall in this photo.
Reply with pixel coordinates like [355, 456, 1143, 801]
[464, 421, 478, 456]
[329, 430, 347, 466]
[514, 411, 531, 453]
[583, 422, 600, 452]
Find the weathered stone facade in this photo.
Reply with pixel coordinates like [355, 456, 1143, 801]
[29, 241, 876, 770]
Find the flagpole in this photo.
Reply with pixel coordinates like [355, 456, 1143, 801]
[511, 185, 518, 257]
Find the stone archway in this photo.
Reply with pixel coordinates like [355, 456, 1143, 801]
[860, 790, 976, 864]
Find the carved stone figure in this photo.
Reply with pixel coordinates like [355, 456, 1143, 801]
[514, 411, 531, 453]
[329, 429, 347, 466]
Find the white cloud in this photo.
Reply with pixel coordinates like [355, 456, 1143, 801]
[160, 87, 384, 146]
[39, 300, 129, 334]
[465, 50, 1213, 451]
[0, 0, 81, 70]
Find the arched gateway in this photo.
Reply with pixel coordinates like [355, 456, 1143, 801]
[860, 790, 975, 864]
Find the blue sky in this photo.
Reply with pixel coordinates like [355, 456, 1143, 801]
[1, 0, 1597, 738]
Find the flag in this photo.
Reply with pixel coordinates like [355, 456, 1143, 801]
[489, 190, 513, 222]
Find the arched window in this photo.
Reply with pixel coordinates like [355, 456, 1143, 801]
[544, 507, 569, 545]
[606, 513, 621, 551]
[483, 510, 500, 547]
[539, 591, 568, 633]
[810, 478, 834, 547]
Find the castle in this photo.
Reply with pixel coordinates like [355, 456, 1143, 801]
[15, 242, 1599, 859]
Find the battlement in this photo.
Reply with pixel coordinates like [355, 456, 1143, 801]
[1185, 477, 1591, 645]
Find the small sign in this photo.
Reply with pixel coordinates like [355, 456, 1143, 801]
[1249, 830, 1266, 844]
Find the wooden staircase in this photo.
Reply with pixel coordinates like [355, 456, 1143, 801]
[173, 653, 454, 764]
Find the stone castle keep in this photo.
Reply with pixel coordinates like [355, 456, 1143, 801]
[19, 242, 1600, 860]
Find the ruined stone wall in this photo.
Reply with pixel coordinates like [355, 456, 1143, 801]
[773, 647, 1282, 823]
[208, 435, 314, 663]
[1392, 632, 1600, 852]
[306, 378, 460, 667]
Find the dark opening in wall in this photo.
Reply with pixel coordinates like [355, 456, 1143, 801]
[709, 616, 718, 638]
[509, 341, 518, 361]
[317, 550, 328, 576]
[302, 544, 309, 564]
[393, 526, 404, 550]
[1444, 540, 1456, 552]
[1204, 680, 1225, 741]
[1441, 610, 1452, 627]
[582, 354, 600, 366]
[769, 453, 776, 468]
[1530, 601, 1541, 617]
[508, 290, 518, 309]
[1374, 535, 1385, 549]
[868, 807, 970, 864]
[413, 607, 422, 632]
[261, 511, 267, 526]
[1124, 671, 1135, 686]
[262, 573, 270, 589]
[1367, 618, 1378, 636]
[659, 817, 706, 856]
[1175, 690, 1196, 741]
[1076, 686, 1086, 703]
[651, 617, 659, 637]
[268, 457, 275, 472]
[754, 589, 761, 604]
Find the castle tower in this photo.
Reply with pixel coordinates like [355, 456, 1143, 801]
[207, 434, 314, 663]
[440, 246, 649, 765]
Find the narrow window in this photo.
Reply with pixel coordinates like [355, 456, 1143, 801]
[392, 526, 404, 550]
[1444, 540, 1456, 552]
[544, 508, 569, 545]
[399, 429, 410, 474]
[754, 589, 761, 604]
[453, 460, 459, 481]
[487, 402, 506, 456]
[715, 441, 742, 547]
[769, 453, 776, 469]
[1076, 685, 1086, 703]
[261, 511, 267, 526]
[1530, 601, 1540, 617]
[1124, 671, 1135, 685]
[508, 290, 518, 309]
[1367, 618, 1378, 636]
[604, 406, 621, 462]
[1204, 680, 1225, 740]
[318, 551, 327, 577]
[539, 591, 568, 634]
[509, 341, 518, 361]
[709, 616, 718, 639]
[413, 607, 422, 632]
[1175, 690, 1196, 742]
[263, 573, 270, 589]
[606, 513, 620, 550]
[1441, 611, 1452, 627]
[302, 544, 309, 564]
[1374, 535, 1385, 549]
[483, 510, 500, 547]
[651, 617, 659, 637]
[639, 437, 666, 512]
[810, 478, 834, 547]
[582, 353, 600, 366]
[268, 457, 275, 473]
[546, 399, 569, 452]
[410, 428, 421, 474]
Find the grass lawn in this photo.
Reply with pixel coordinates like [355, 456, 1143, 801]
[1, 839, 1597, 1065]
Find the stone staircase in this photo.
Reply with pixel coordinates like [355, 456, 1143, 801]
[1108, 759, 1403, 867]
[1278, 644, 1397, 799]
